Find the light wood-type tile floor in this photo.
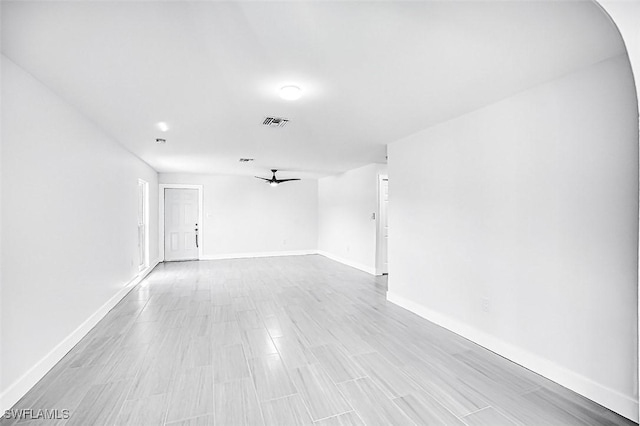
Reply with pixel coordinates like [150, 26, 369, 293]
[2, 255, 636, 425]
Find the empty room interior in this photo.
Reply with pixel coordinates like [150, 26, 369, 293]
[1, 0, 640, 425]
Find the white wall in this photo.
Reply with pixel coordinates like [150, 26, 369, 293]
[318, 163, 386, 274]
[0, 17, 4, 399]
[159, 173, 317, 258]
[0, 56, 159, 409]
[387, 54, 639, 420]
[595, 2, 640, 422]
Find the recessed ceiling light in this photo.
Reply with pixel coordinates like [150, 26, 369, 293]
[279, 85, 302, 101]
[157, 122, 169, 132]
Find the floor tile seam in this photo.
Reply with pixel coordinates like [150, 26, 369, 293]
[518, 384, 543, 396]
[334, 371, 392, 415]
[309, 408, 356, 423]
[164, 408, 214, 426]
[238, 337, 268, 426]
[157, 393, 171, 426]
[80, 378, 134, 426]
[387, 385, 466, 425]
[331, 368, 369, 386]
[451, 354, 543, 396]
[488, 402, 530, 426]
[162, 369, 209, 422]
[254, 388, 299, 404]
[117, 391, 170, 426]
[118, 356, 151, 405]
[277, 370, 318, 423]
[461, 404, 492, 418]
[294, 362, 358, 421]
[399, 375, 491, 421]
[515, 392, 597, 426]
[348, 351, 423, 399]
[343, 356, 399, 399]
[339, 374, 420, 426]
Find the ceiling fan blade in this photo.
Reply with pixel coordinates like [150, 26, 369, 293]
[275, 178, 301, 183]
[255, 176, 271, 181]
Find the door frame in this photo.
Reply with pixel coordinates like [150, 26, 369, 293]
[138, 178, 150, 271]
[375, 174, 389, 276]
[159, 184, 204, 261]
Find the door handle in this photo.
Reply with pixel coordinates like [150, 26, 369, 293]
[195, 223, 199, 248]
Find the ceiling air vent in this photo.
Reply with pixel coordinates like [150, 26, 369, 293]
[263, 117, 289, 128]
[239, 158, 254, 162]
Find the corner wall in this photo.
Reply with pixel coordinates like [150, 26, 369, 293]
[158, 173, 317, 259]
[0, 56, 159, 410]
[317, 163, 386, 274]
[593, 3, 640, 421]
[387, 55, 639, 420]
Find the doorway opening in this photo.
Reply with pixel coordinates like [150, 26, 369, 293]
[137, 179, 149, 271]
[376, 174, 389, 275]
[159, 184, 203, 261]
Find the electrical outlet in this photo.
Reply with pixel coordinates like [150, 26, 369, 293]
[482, 297, 490, 313]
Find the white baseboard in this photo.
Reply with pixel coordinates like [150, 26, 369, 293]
[0, 259, 160, 413]
[199, 249, 316, 261]
[386, 291, 639, 423]
[317, 250, 377, 275]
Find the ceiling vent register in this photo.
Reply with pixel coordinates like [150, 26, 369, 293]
[263, 117, 289, 128]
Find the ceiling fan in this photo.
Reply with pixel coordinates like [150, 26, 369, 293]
[255, 169, 301, 187]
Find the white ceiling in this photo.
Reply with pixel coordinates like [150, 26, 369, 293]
[1, 1, 625, 179]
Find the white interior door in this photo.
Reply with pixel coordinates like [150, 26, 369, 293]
[164, 188, 199, 261]
[381, 178, 389, 274]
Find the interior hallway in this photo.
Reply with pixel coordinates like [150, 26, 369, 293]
[1, 256, 633, 426]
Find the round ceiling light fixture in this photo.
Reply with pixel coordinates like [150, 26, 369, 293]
[279, 85, 302, 101]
